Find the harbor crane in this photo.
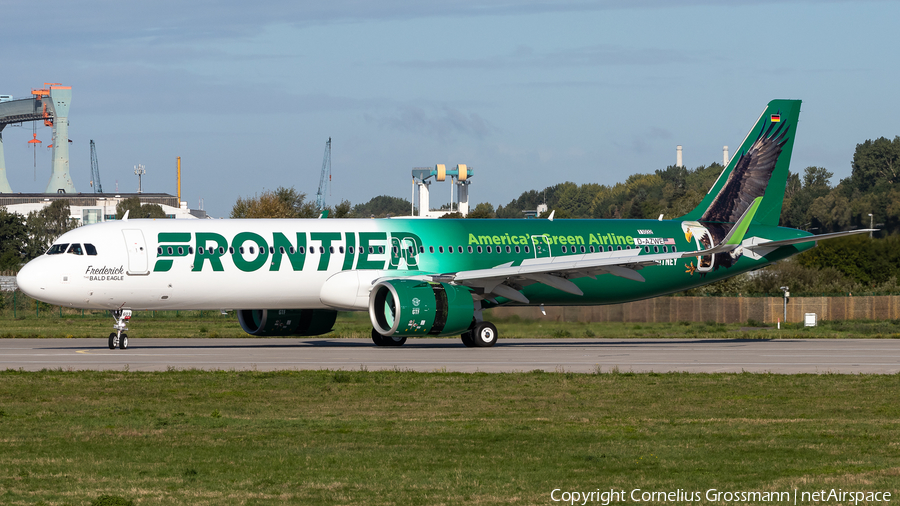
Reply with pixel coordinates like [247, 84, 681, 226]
[315, 138, 331, 211]
[89, 140, 102, 193]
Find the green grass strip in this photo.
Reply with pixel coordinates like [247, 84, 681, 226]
[0, 370, 898, 505]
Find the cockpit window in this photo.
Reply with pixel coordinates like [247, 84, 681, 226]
[47, 243, 69, 255]
[85, 243, 98, 256]
[67, 244, 84, 255]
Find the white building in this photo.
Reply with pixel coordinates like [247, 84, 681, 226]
[0, 193, 209, 224]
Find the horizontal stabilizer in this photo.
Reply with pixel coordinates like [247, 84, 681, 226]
[744, 229, 878, 251]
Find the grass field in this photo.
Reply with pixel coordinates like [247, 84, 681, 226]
[3, 310, 900, 340]
[1, 370, 899, 505]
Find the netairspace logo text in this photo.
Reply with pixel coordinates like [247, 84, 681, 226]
[550, 488, 892, 505]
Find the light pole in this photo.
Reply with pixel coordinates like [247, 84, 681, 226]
[134, 164, 146, 194]
[779, 286, 789, 327]
[868, 213, 874, 238]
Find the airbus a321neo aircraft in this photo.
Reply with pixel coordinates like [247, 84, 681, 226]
[17, 100, 872, 350]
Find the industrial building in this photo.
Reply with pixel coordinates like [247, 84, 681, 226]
[0, 193, 207, 223]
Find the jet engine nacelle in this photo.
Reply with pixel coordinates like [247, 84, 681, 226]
[237, 309, 337, 336]
[369, 280, 474, 337]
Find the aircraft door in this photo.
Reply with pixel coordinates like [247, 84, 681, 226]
[122, 229, 150, 275]
[530, 235, 553, 259]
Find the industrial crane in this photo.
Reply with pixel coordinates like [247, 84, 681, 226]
[315, 138, 331, 211]
[89, 140, 103, 193]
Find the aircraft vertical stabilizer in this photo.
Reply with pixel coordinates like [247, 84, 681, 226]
[680, 99, 801, 228]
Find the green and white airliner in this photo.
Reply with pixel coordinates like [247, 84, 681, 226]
[16, 100, 872, 349]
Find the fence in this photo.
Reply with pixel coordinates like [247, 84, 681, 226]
[3, 289, 900, 323]
[487, 296, 900, 324]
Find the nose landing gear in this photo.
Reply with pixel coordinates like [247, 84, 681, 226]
[108, 309, 132, 350]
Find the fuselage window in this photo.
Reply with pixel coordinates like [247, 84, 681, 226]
[429, 246, 435, 253]
[644, 246, 650, 253]
[198, 247, 204, 254]
[408, 247, 415, 255]
[378, 246, 384, 254]
[157, 247, 163, 255]
[330, 246, 335, 254]
[419, 246, 425, 254]
[219, 247, 226, 255]
[439, 246, 444, 253]
[589, 246, 595, 253]
[320, 247, 326, 254]
[662, 246, 668, 253]
[289, 247, 295, 254]
[280, 247, 286, 254]
[505, 246, 511, 253]
[580, 246, 586, 253]
[298, 247, 305, 254]
[270, 247, 275, 254]
[654, 246, 659, 253]
[47, 244, 68, 255]
[249, 247, 255, 254]
[468, 246, 473, 253]
[515, 246, 520, 253]
[672, 246, 677, 252]
[369, 247, 374, 254]
[477, 246, 483, 253]
[617, 246, 623, 251]
[239, 247, 245, 254]
[188, 247, 193, 254]
[525, 246, 530, 253]
[392, 246, 398, 255]
[340, 246, 345, 254]
[486, 246, 492, 253]
[227, 247, 233, 254]
[562, 246, 568, 253]
[177, 247, 184, 255]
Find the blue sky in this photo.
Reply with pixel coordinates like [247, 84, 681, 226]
[2, 0, 898, 218]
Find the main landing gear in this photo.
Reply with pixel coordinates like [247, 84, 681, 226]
[108, 309, 132, 350]
[370, 321, 499, 348]
[460, 321, 498, 348]
[371, 328, 407, 347]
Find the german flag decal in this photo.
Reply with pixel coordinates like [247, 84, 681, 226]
[770, 113, 781, 122]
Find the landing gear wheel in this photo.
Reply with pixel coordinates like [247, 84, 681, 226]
[384, 335, 407, 347]
[472, 322, 498, 347]
[461, 331, 475, 347]
[108, 333, 116, 350]
[371, 328, 387, 346]
[119, 333, 128, 350]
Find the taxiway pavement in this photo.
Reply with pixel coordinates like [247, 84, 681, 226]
[1, 337, 899, 373]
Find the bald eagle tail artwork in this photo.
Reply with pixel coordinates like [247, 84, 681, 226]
[678, 99, 802, 275]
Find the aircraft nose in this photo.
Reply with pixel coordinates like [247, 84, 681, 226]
[16, 259, 48, 299]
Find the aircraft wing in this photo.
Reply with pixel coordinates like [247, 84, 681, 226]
[444, 249, 683, 303]
[439, 196, 761, 303]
